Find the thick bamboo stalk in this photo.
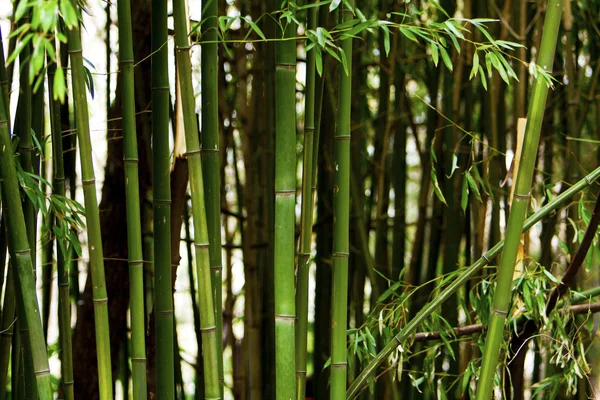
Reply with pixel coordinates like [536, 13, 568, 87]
[330, 2, 353, 398]
[151, 0, 175, 396]
[200, 0, 224, 394]
[172, 0, 221, 397]
[47, 49, 75, 400]
[475, 2, 563, 398]
[66, 15, 114, 400]
[347, 164, 600, 399]
[0, 81, 52, 400]
[274, 4, 297, 399]
[295, 2, 318, 399]
[117, 0, 148, 396]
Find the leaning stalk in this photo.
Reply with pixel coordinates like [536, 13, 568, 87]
[172, 0, 220, 397]
[274, 4, 297, 399]
[200, 0, 224, 394]
[66, 14, 113, 400]
[151, 0, 175, 396]
[330, 2, 353, 398]
[117, 0, 149, 396]
[295, 2, 318, 399]
[347, 164, 600, 399]
[0, 79, 52, 400]
[475, 3, 563, 398]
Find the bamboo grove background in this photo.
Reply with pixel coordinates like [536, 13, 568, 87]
[0, 0, 600, 399]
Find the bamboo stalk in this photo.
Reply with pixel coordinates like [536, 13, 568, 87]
[172, 0, 221, 396]
[47, 46, 75, 400]
[66, 13, 114, 400]
[274, 2, 297, 398]
[0, 265, 15, 400]
[0, 78, 52, 400]
[347, 164, 600, 399]
[117, 0, 148, 396]
[295, 2, 319, 398]
[151, 0, 175, 396]
[200, 0, 224, 394]
[330, 2, 354, 397]
[475, 2, 563, 397]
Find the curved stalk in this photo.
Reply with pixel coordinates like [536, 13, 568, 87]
[172, 0, 221, 397]
[347, 165, 600, 400]
[151, 0, 175, 396]
[117, 0, 148, 396]
[274, 4, 297, 398]
[200, 0, 224, 394]
[475, 2, 563, 398]
[0, 78, 52, 400]
[66, 14, 113, 400]
[330, 2, 353, 397]
[295, 2, 318, 399]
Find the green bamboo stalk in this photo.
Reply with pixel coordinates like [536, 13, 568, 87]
[47, 48, 75, 400]
[172, 0, 220, 397]
[0, 27, 8, 130]
[274, 4, 297, 398]
[117, 0, 148, 396]
[475, 3, 562, 398]
[347, 164, 600, 400]
[0, 264, 15, 400]
[151, 0, 175, 396]
[200, 0, 224, 394]
[330, 3, 353, 398]
[66, 13, 114, 400]
[295, 2, 318, 398]
[0, 78, 52, 400]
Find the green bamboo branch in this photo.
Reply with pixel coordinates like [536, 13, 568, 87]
[172, 0, 221, 397]
[346, 165, 600, 400]
[0, 73, 52, 400]
[475, 2, 563, 397]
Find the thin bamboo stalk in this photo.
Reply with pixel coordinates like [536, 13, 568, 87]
[117, 0, 148, 395]
[66, 13, 114, 400]
[0, 81, 52, 400]
[295, 2, 318, 398]
[347, 164, 600, 399]
[330, 2, 353, 397]
[0, 264, 15, 400]
[200, 0, 224, 394]
[48, 46, 75, 400]
[151, 0, 175, 396]
[475, 2, 563, 398]
[172, 0, 220, 396]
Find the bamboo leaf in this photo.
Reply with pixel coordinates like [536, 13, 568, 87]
[465, 171, 481, 202]
[329, 0, 341, 11]
[243, 17, 267, 41]
[431, 167, 447, 205]
[439, 45, 453, 71]
[431, 43, 439, 66]
[461, 176, 469, 212]
[470, 51, 479, 80]
[399, 26, 418, 42]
